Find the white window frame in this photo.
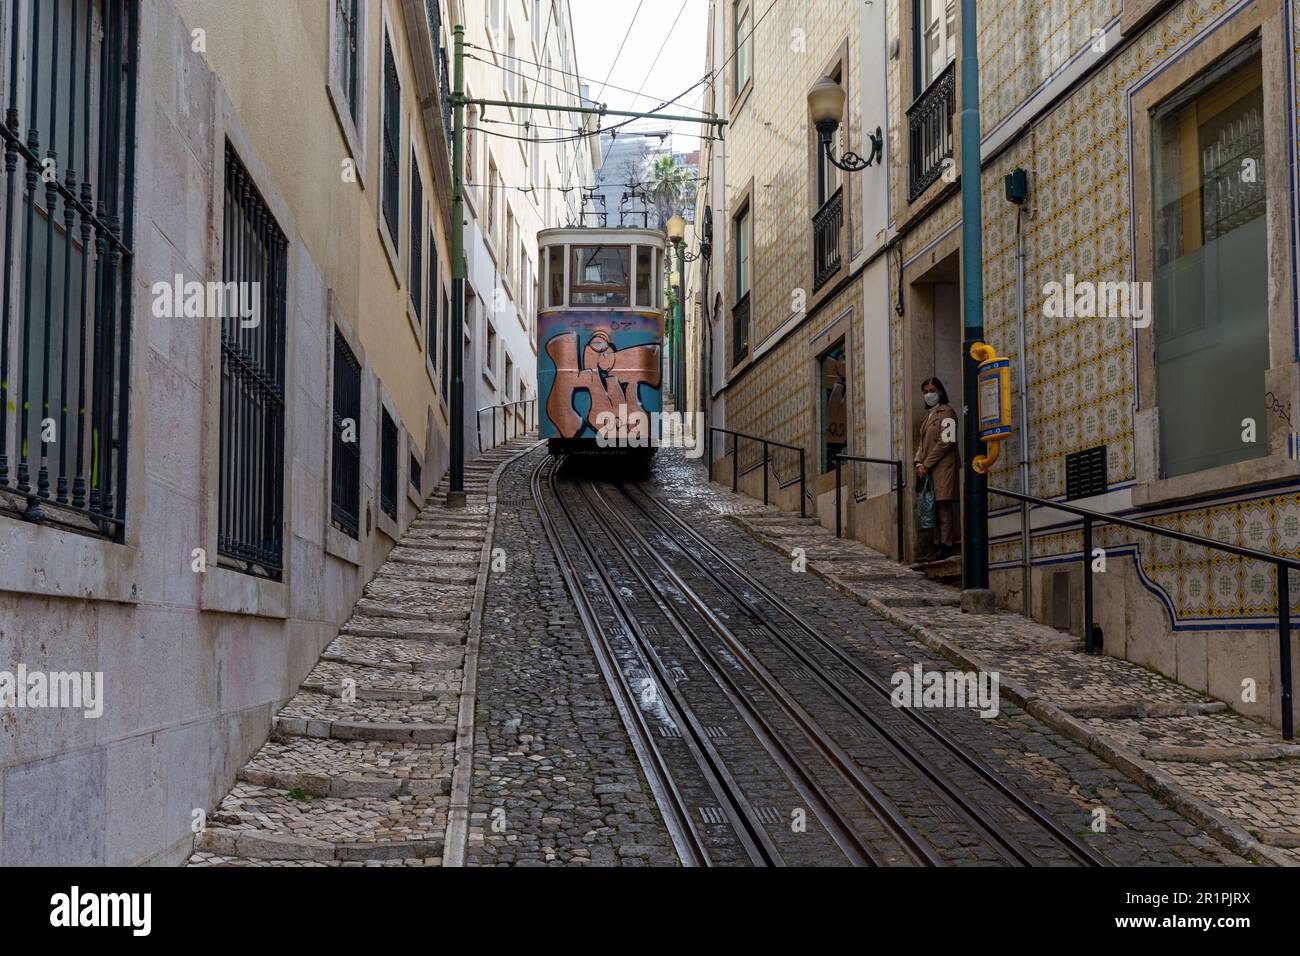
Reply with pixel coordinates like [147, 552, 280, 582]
[378, 12, 404, 279]
[327, 0, 369, 185]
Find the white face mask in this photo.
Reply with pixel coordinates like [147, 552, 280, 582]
[924, 392, 940, 407]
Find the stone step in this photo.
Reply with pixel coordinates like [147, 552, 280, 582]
[321, 635, 465, 672]
[386, 547, 479, 569]
[187, 852, 439, 867]
[402, 527, 486, 541]
[394, 537, 482, 552]
[340, 615, 466, 642]
[272, 713, 456, 744]
[277, 687, 456, 727]
[351, 598, 473, 629]
[238, 737, 451, 798]
[304, 658, 461, 697]
[352, 598, 472, 624]
[200, 786, 446, 861]
[372, 562, 479, 585]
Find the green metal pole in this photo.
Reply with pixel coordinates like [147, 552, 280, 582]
[675, 244, 685, 408]
[447, 24, 466, 506]
[959, 0, 989, 597]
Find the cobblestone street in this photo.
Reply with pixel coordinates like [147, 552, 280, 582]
[452, 445, 1257, 866]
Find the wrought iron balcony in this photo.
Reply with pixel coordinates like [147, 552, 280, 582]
[812, 186, 843, 292]
[906, 61, 956, 202]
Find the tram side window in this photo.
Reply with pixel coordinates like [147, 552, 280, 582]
[635, 246, 652, 308]
[548, 246, 564, 308]
[570, 245, 630, 307]
[655, 249, 663, 311]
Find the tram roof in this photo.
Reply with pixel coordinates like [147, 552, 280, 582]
[538, 226, 667, 248]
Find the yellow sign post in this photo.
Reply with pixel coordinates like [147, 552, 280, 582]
[970, 342, 1012, 475]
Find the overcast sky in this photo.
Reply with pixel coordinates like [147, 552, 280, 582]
[568, 0, 710, 152]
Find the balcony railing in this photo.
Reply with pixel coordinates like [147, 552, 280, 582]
[906, 61, 956, 202]
[812, 186, 843, 292]
[732, 292, 750, 366]
[426, 0, 453, 158]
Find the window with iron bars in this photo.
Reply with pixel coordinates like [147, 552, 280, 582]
[409, 451, 421, 492]
[0, 0, 139, 537]
[335, 0, 361, 123]
[220, 143, 288, 579]
[409, 150, 422, 320]
[331, 329, 361, 538]
[381, 32, 400, 248]
[379, 408, 398, 521]
[441, 284, 451, 396]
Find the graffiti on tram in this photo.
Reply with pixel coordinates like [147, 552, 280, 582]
[538, 311, 663, 440]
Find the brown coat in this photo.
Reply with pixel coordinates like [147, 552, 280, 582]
[915, 403, 960, 501]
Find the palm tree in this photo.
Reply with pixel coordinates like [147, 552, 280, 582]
[647, 154, 688, 228]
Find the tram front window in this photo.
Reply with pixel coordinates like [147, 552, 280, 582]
[570, 245, 631, 307]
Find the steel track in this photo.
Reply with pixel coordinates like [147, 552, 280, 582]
[619, 477, 1108, 868]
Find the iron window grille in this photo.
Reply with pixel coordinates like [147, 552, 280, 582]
[219, 143, 288, 579]
[441, 285, 451, 397]
[335, 0, 360, 123]
[0, 0, 139, 537]
[409, 151, 422, 319]
[379, 408, 398, 521]
[381, 33, 400, 246]
[409, 451, 421, 492]
[331, 329, 361, 538]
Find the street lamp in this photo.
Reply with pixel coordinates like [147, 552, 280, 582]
[665, 214, 694, 407]
[808, 76, 882, 172]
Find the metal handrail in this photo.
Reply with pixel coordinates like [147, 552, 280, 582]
[990, 486, 1297, 740]
[834, 453, 905, 562]
[708, 426, 806, 518]
[476, 399, 536, 453]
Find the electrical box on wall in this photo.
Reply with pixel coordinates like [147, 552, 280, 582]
[1005, 167, 1029, 204]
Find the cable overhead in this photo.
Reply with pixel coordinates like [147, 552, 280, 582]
[465, 42, 715, 117]
[635, 0, 691, 101]
[592, 0, 646, 104]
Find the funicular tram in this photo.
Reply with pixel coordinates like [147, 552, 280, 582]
[536, 190, 668, 459]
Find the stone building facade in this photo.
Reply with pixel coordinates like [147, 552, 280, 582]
[460, 0, 596, 454]
[0, 0, 461, 864]
[692, 0, 1300, 731]
[694, 0, 896, 541]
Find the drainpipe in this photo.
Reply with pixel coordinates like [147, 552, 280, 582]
[958, 0, 991, 606]
[1015, 205, 1032, 614]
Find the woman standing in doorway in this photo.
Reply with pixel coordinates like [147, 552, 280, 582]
[915, 377, 960, 561]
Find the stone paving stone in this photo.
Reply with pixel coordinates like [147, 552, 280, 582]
[186, 436, 535, 867]
[466, 446, 678, 868]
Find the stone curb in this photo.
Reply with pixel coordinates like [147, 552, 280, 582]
[731, 512, 1295, 868]
[443, 438, 544, 868]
